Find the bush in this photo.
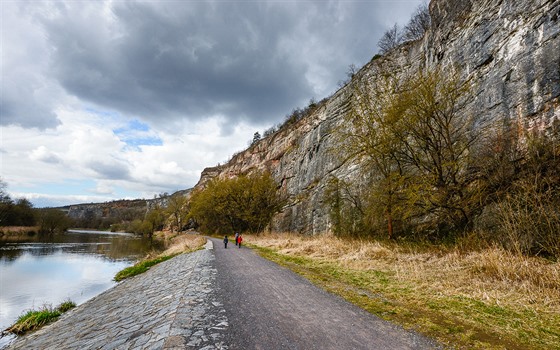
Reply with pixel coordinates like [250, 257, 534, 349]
[5, 300, 76, 335]
[37, 208, 71, 234]
[479, 126, 560, 259]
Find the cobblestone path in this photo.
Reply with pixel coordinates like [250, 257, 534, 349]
[6, 241, 228, 350]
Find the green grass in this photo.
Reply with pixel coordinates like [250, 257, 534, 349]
[5, 300, 76, 335]
[114, 254, 179, 281]
[250, 244, 560, 350]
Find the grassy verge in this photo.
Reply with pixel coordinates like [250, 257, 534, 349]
[114, 232, 206, 281]
[247, 233, 560, 350]
[5, 300, 76, 335]
[114, 254, 178, 281]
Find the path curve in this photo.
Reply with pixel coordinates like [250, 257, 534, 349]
[211, 237, 440, 350]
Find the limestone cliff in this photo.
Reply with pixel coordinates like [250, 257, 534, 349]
[193, 0, 560, 234]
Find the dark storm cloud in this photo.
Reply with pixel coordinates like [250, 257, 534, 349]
[41, 1, 311, 126]
[1, 87, 60, 129]
[1, 1, 62, 129]
[4, 0, 423, 131]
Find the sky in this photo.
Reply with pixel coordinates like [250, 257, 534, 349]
[1, 0, 423, 208]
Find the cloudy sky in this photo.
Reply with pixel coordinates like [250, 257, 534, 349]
[1, 0, 423, 208]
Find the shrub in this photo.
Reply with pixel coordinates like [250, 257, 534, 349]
[483, 126, 560, 258]
[5, 300, 76, 335]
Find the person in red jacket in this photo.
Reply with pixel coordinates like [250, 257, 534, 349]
[237, 234, 243, 248]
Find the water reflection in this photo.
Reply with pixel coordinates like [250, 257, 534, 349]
[0, 230, 155, 348]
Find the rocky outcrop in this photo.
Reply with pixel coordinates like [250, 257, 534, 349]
[65, 199, 149, 221]
[424, 0, 560, 127]
[193, 0, 560, 234]
[64, 189, 192, 223]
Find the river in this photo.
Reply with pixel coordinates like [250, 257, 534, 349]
[0, 229, 156, 348]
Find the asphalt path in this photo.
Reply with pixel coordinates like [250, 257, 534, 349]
[210, 238, 441, 350]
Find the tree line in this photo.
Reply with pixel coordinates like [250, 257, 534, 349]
[105, 172, 283, 236]
[188, 172, 284, 234]
[1, 180, 71, 234]
[1, 172, 284, 239]
[378, 2, 431, 54]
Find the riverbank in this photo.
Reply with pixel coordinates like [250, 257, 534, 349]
[5, 240, 228, 349]
[1, 228, 168, 346]
[113, 232, 206, 281]
[246, 233, 560, 350]
[4, 301, 76, 336]
[0, 230, 206, 348]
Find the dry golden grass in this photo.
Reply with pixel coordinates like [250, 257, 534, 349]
[0, 226, 39, 233]
[154, 231, 206, 256]
[248, 232, 559, 313]
[247, 232, 559, 349]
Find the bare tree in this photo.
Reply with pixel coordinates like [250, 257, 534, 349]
[378, 23, 402, 54]
[252, 131, 261, 144]
[401, 3, 431, 42]
[338, 64, 359, 87]
[166, 195, 188, 232]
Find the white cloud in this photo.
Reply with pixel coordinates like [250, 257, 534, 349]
[29, 146, 62, 164]
[2, 106, 256, 206]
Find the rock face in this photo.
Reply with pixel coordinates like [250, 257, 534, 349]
[65, 200, 148, 221]
[193, 0, 560, 235]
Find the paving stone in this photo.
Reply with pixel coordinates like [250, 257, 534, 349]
[5, 243, 229, 350]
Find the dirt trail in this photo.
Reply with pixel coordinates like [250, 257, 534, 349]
[210, 238, 440, 350]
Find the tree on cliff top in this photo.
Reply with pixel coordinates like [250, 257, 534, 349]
[378, 24, 402, 54]
[378, 3, 431, 54]
[252, 132, 261, 145]
[401, 3, 431, 42]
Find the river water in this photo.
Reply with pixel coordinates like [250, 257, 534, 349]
[0, 229, 156, 347]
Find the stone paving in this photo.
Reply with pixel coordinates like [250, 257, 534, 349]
[6, 240, 229, 350]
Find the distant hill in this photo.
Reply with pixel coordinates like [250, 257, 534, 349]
[58, 189, 191, 227]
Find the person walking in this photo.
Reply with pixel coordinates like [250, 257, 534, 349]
[238, 234, 243, 248]
[223, 235, 229, 249]
[235, 232, 240, 246]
